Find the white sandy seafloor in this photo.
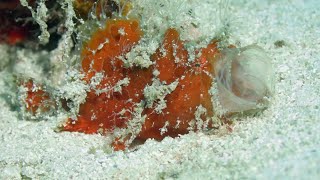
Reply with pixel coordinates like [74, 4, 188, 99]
[1, 0, 320, 179]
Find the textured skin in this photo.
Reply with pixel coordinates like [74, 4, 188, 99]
[62, 19, 221, 150]
[22, 80, 54, 116]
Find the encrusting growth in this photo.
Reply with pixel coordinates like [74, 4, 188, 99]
[62, 17, 223, 150]
[64, 19, 153, 135]
[19, 1, 274, 151]
[138, 29, 219, 140]
[20, 79, 55, 117]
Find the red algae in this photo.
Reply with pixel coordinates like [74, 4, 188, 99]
[62, 18, 222, 150]
[3, 28, 27, 45]
[0, 0, 32, 45]
[21, 80, 54, 116]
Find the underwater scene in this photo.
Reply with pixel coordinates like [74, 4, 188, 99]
[0, 0, 319, 179]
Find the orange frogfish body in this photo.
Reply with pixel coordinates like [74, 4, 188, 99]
[62, 18, 222, 150]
